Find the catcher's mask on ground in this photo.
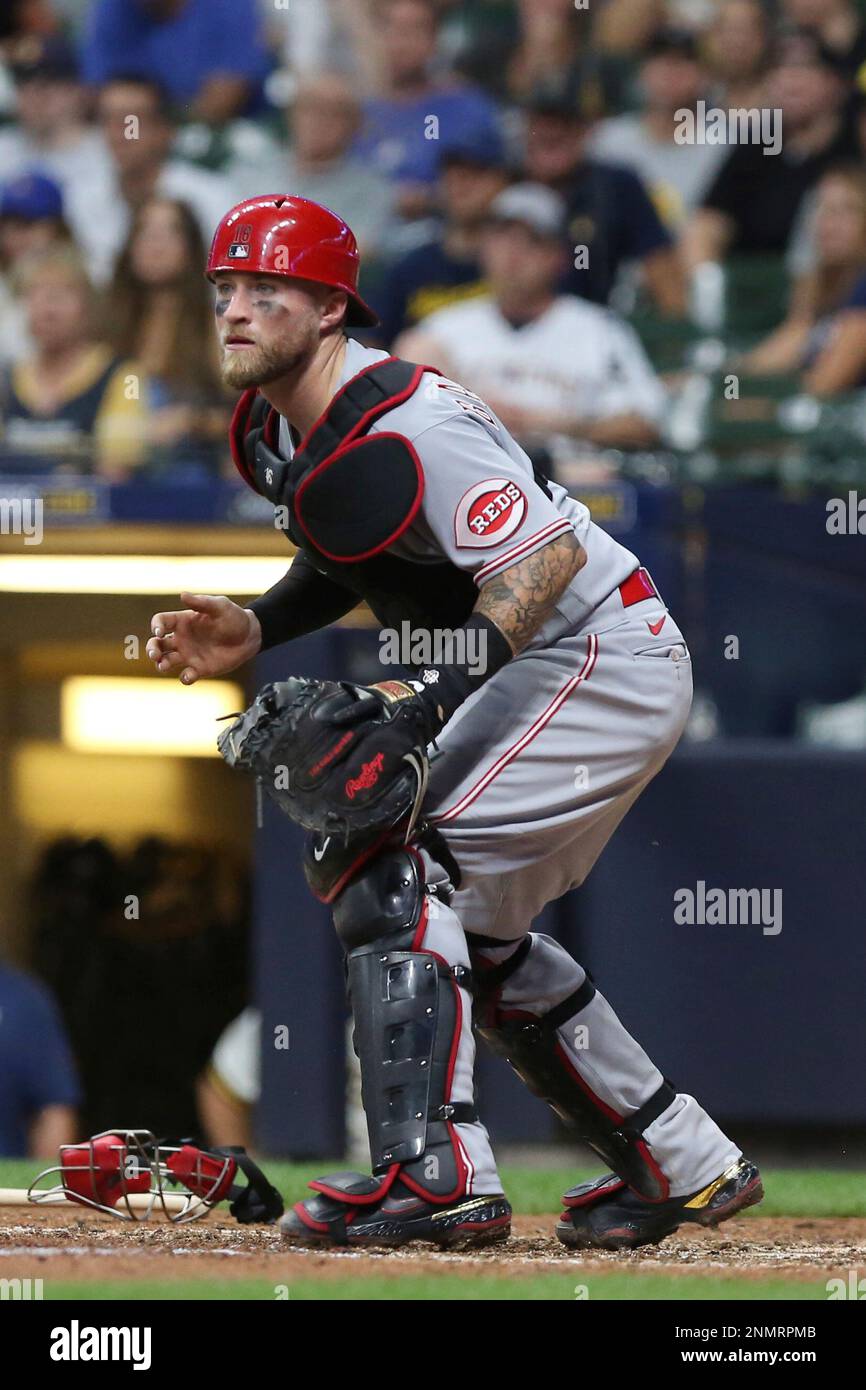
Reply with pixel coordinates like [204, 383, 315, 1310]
[28, 1130, 267, 1224]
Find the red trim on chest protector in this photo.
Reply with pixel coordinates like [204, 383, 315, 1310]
[294, 357, 439, 455]
[293, 431, 425, 563]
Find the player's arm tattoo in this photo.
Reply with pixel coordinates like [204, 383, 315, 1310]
[476, 531, 586, 655]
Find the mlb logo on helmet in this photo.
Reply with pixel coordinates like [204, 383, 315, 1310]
[228, 222, 253, 259]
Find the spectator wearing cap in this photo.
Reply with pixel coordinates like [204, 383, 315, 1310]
[80, 0, 272, 124]
[373, 129, 511, 348]
[65, 75, 233, 285]
[590, 30, 727, 230]
[0, 35, 112, 193]
[0, 955, 81, 1157]
[0, 171, 73, 366]
[0, 247, 150, 476]
[703, 0, 772, 113]
[351, 0, 504, 224]
[683, 27, 859, 270]
[395, 182, 666, 459]
[522, 76, 687, 315]
[0, 169, 69, 259]
[232, 74, 396, 264]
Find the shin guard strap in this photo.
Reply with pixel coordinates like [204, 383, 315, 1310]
[476, 1013, 673, 1201]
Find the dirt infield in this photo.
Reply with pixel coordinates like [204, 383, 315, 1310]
[1, 1206, 864, 1287]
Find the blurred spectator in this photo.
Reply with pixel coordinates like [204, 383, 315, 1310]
[703, 0, 772, 110]
[67, 75, 232, 284]
[741, 165, 866, 394]
[780, 0, 866, 80]
[683, 27, 858, 269]
[0, 0, 61, 88]
[0, 11, 53, 118]
[590, 28, 725, 229]
[396, 183, 665, 457]
[0, 954, 80, 1157]
[234, 73, 395, 262]
[0, 247, 148, 476]
[30, 835, 249, 1138]
[351, 0, 503, 224]
[81, 0, 272, 123]
[450, 0, 625, 112]
[373, 128, 510, 347]
[271, 0, 384, 89]
[522, 76, 687, 314]
[196, 1006, 261, 1149]
[108, 196, 230, 461]
[0, 35, 112, 192]
[0, 0, 59, 41]
[593, 0, 673, 56]
[0, 171, 73, 366]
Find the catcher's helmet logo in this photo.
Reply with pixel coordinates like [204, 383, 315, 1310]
[455, 478, 527, 548]
[228, 224, 252, 258]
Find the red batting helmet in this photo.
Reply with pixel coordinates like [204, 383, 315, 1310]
[206, 194, 379, 328]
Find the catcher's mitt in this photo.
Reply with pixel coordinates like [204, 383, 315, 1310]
[217, 677, 434, 845]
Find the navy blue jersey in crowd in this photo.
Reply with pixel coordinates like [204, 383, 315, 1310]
[0, 964, 80, 1156]
[560, 160, 671, 304]
[373, 238, 487, 347]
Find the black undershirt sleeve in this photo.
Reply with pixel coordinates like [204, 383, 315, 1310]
[247, 549, 360, 651]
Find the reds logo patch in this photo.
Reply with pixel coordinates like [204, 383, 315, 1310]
[454, 478, 527, 548]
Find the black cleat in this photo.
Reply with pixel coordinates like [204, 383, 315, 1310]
[556, 1156, 763, 1252]
[281, 1170, 512, 1249]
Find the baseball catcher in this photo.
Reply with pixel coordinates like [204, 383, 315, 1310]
[148, 195, 763, 1250]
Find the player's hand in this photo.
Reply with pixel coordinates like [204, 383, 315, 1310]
[147, 593, 262, 684]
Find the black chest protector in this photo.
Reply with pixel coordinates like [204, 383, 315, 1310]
[230, 355, 550, 632]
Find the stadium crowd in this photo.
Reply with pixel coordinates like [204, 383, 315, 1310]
[1, 0, 864, 1156]
[2, 0, 866, 479]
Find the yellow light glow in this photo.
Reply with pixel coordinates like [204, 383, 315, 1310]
[61, 677, 244, 757]
[0, 554, 289, 595]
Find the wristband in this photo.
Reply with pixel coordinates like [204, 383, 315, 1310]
[374, 613, 512, 733]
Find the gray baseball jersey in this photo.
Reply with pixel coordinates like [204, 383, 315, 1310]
[280, 339, 641, 643]
[278, 338, 740, 1198]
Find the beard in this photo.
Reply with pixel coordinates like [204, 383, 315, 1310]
[218, 328, 317, 390]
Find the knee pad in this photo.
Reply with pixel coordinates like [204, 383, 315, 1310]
[332, 847, 425, 953]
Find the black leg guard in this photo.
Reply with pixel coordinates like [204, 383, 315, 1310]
[470, 937, 673, 1202]
[333, 848, 476, 1202]
[282, 850, 512, 1246]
